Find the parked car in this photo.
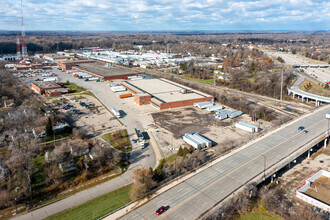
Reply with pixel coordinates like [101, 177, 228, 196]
[140, 140, 145, 149]
[156, 206, 166, 215]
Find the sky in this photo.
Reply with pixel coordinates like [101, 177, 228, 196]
[0, 0, 329, 31]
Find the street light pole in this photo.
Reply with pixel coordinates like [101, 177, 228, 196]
[261, 154, 266, 181]
[280, 68, 284, 101]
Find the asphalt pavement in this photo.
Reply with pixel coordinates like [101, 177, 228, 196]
[289, 73, 330, 103]
[266, 51, 330, 83]
[13, 69, 156, 220]
[121, 105, 330, 220]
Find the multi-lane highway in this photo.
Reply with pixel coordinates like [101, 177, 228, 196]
[266, 51, 330, 83]
[121, 105, 330, 220]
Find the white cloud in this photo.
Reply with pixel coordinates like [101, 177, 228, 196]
[0, 0, 328, 30]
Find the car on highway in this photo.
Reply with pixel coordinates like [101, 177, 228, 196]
[298, 126, 304, 131]
[155, 206, 166, 215]
[303, 130, 308, 134]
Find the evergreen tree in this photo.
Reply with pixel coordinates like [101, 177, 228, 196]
[46, 117, 53, 136]
[177, 146, 183, 157]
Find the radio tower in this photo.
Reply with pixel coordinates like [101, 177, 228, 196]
[21, 0, 28, 59]
[16, 17, 21, 63]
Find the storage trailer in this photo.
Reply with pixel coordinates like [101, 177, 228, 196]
[85, 77, 100, 81]
[191, 133, 212, 147]
[229, 110, 243, 118]
[187, 133, 206, 148]
[42, 77, 58, 82]
[79, 74, 92, 79]
[111, 86, 127, 92]
[119, 93, 133, 98]
[183, 134, 202, 149]
[194, 101, 212, 108]
[206, 105, 223, 112]
[194, 101, 213, 109]
[235, 122, 259, 133]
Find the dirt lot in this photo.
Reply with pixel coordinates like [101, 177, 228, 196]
[304, 176, 330, 204]
[279, 147, 330, 198]
[151, 106, 273, 157]
[48, 94, 123, 138]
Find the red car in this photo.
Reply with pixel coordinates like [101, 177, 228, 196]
[155, 206, 166, 215]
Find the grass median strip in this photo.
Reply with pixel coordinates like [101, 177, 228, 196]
[181, 75, 214, 84]
[45, 184, 132, 220]
[238, 202, 280, 220]
[102, 129, 132, 152]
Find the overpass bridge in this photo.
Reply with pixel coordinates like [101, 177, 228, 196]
[118, 105, 330, 220]
[288, 74, 330, 106]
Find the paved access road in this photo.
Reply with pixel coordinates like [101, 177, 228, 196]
[289, 73, 330, 103]
[121, 106, 330, 220]
[13, 69, 156, 220]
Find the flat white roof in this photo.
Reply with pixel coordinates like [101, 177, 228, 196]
[124, 78, 212, 103]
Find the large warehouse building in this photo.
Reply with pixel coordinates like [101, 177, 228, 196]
[72, 62, 138, 81]
[121, 78, 214, 110]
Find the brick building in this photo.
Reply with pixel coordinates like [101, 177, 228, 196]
[60, 60, 95, 70]
[72, 62, 138, 81]
[121, 78, 214, 110]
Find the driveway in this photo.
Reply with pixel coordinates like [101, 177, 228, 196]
[13, 69, 157, 220]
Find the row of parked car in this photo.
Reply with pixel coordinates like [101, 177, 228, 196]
[79, 101, 95, 111]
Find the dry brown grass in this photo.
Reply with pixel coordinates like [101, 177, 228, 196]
[304, 176, 330, 204]
[299, 78, 330, 97]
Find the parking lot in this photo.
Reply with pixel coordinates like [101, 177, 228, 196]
[52, 68, 157, 169]
[49, 94, 123, 138]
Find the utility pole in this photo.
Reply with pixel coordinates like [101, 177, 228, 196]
[20, 0, 28, 59]
[16, 17, 21, 63]
[214, 72, 216, 86]
[280, 68, 284, 101]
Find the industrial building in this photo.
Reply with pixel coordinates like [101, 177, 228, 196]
[60, 60, 95, 70]
[71, 62, 138, 81]
[121, 78, 214, 110]
[31, 81, 70, 96]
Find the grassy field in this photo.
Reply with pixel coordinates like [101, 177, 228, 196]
[238, 203, 281, 220]
[64, 82, 86, 93]
[70, 95, 87, 101]
[165, 154, 178, 164]
[181, 76, 215, 84]
[102, 129, 132, 152]
[51, 99, 67, 105]
[41, 132, 71, 142]
[45, 184, 132, 220]
[299, 78, 330, 97]
[31, 156, 47, 194]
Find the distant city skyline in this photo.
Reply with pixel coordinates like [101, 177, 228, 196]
[0, 0, 329, 31]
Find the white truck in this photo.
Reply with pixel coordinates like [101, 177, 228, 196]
[78, 74, 92, 79]
[85, 77, 99, 81]
[111, 108, 121, 118]
[140, 140, 145, 149]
